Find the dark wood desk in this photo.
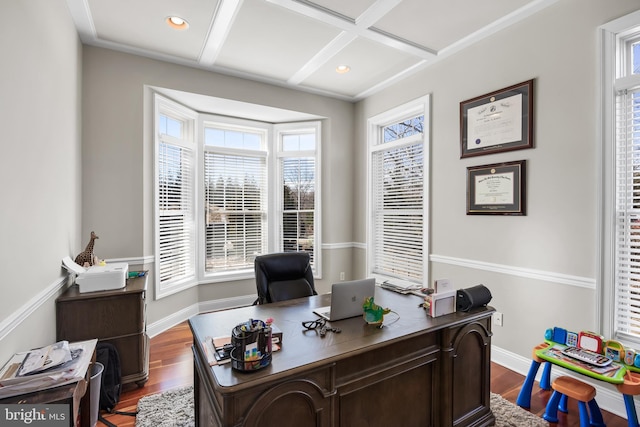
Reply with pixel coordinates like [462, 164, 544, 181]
[189, 288, 495, 427]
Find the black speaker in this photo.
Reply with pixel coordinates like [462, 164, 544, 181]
[456, 284, 492, 312]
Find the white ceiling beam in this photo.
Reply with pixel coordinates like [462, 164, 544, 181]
[438, 0, 560, 58]
[198, 0, 244, 66]
[266, 0, 436, 60]
[355, 0, 402, 28]
[288, 31, 357, 85]
[355, 59, 428, 100]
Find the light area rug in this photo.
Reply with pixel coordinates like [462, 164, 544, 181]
[135, 386, 547, 427]
[490, 392, 548, 427]
[136, 386, 194, 427]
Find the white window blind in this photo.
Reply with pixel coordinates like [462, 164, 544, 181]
[615, 86, 640, 340]
[156, 116, 196, 292]
[371, 130, 424, 282]
[204, 150, 267, 272]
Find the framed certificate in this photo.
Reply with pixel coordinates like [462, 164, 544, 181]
[460, 80, 534, 158]
[467, 160, 526, 215]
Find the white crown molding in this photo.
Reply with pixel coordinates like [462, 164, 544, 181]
[0, 274, 68, 341]
[322, 242, 360, 250]
[65, 0, 96, 42]
[429, 254, 594, 289]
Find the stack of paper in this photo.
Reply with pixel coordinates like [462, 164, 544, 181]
[15, 341, 72, 377]
[379, 280, 422, 295]
[0, 339, 97, 399]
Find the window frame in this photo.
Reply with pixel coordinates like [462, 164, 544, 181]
[154, 95, 198, 299]
[366, 96, 430, 287]
[274, 121, 322, 276]
[198, 115, 271, 283]
[599, 10, 640, 346]
[153, 94, 322, 297]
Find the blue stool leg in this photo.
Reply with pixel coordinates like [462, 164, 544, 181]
[540, 361, 552, 390]
[623, 393, 639, 427]
[543, 390, 563, 423]
[577, 401, 590, 427]
[558, 393, 568, 413]
[517, 359, 541, 408]
[587, 398, 605, 427]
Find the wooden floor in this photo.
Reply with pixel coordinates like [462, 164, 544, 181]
[102, 321, 630, 427]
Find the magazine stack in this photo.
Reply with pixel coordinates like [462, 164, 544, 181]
[0, 339, 96, 399]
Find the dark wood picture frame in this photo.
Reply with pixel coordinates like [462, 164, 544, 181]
[460, 79, 534, 158]
[467, 160, 526, 215]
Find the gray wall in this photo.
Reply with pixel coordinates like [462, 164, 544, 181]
[80, 46, 355, 324]
[355, 0, 640, 358]
[0, 0, 82, 364]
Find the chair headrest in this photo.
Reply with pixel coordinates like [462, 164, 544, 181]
[255, 252, 311, 279]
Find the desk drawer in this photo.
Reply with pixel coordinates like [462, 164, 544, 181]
[335, 332, 438, 385]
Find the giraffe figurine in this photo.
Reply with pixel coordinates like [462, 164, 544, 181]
[75, 231, 99, 267]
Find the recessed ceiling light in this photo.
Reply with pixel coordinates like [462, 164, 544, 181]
[166, 16, 189, 30]
[336, 65, 351, 74]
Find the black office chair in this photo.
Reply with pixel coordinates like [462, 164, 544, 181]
[253, 252, 317, 305]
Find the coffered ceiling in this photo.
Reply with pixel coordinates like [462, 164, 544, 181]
[66, 0, 557, 101]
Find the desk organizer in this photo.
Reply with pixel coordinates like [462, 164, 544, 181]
[230, 319, 272, 372]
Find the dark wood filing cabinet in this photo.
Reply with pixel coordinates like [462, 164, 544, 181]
[56, 275, 149, 387]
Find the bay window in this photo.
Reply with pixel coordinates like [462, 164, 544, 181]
[154, 94, 321, 298]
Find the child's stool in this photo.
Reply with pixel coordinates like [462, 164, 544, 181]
[542, 376, 605, 427]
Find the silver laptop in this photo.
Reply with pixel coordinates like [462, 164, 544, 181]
[313, 278, 376, 321]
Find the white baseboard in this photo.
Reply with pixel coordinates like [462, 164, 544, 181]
[146, 304, 199, 339]
[492, 345, 635, 420]
[146, 295, 255, 338]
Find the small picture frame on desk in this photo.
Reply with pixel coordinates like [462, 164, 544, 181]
[424, 291, 456, 317]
